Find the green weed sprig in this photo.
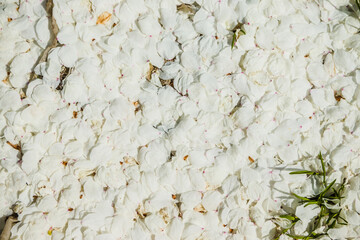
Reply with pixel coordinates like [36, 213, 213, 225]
[231, 23, 246, 49]
[273, 153, 347, 240]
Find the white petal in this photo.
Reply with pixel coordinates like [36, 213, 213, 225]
[137, 14, 162, 36]
[295, 205, 320, 226]
[31, 84, 57, 103]
[180, 51, 200, 72]
[82, 213, 105, 230]
[334, 49, 357, 74]
[202, 191, 222, 211]
[307, 62, 328, 87]
[21, 150, 41, 174]
[167, 218, 184, 240]
[274, 30, 297, 50]
[310, 88, 336, 110]
[64, 141, 84, 158]
[160, 7, 177, 30]
[157, 35, 180, 60]
[109, 97, 134, 121]
[63, 74, 88, 103]
[137, 124, 159, 145]
[58, 45, 78, 67]
[37, 195, 57, 212]
[328, 227, 348, 239]
[188, 150, 207, 168]
[35, 16, 50, 49]
[256, 27, 274, 50]
[10, 53, 34, 75]
[83, 178, 103, 201]
[57, 24, 78, 44]
[89, 143, 112, 164]
[174, 19, 198, 43]
[0, 90, 21, 111]
[291, 78, 312, 100]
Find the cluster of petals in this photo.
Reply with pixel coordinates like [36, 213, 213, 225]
[0, 0, 360, 239]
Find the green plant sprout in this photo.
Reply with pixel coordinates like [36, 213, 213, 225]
[231, 32, 236, 49]
[231, 23, 246, 49]
[231, 29, 246, 49]
[273, 153, 347, 240]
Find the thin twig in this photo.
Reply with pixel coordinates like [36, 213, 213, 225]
[29, 0, 59, 82]
[0, 216, 18, 240]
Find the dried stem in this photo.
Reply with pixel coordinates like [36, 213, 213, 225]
[0, 216, 18, 240]
[29, 0, 59, 82]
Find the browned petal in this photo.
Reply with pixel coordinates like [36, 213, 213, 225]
[96, 12, 111, 25]
[6, 141, 21, 151]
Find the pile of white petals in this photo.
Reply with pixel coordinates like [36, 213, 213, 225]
[1, 0, 360, 239]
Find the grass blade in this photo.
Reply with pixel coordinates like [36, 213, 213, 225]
[274, 222, 295, 240]
[304, 201, 319, 207]
[339, 216, 348, 224]
[332, 187, 339, 198]
[290, 170, 319, 175]
[318, 152, 327, 187]
[280, 215, 297, 221]
[231, 32, 236, 49]
[329, 219, 337, 229]
[319, 179, 336, 199]
[286, 234, 308, 239]
[329, 209, 342, 222]
[292, 193, 311, 201]
[326, 212, 336, 225]
[308, 232, 326, 238]
[312, 206, 325, 230]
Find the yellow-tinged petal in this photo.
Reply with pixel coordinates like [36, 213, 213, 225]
[96, 12, 111, 24]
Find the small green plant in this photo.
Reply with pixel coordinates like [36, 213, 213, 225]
[273, 153, 347, 240]
[231, 23, 246, 49]
[231, 32, 236, 49]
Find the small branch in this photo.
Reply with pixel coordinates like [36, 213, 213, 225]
[29, 0, 59, 82]
[6, 141, 21, 151]
[0, 216, 18, 240]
